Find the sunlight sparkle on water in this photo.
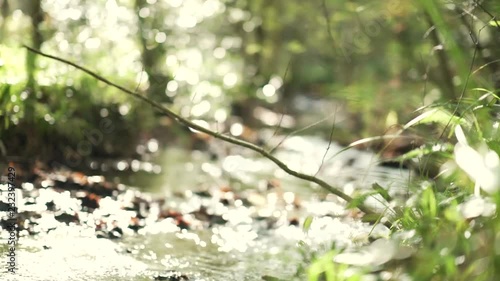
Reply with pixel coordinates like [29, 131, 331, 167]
[201, 162, 222, 178]
[222, 207, 253, 225]
[16, 235, 148, 280]
[211, 226, 258, 253]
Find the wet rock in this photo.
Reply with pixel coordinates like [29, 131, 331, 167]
[126, 196, 151, 218]
[190, 206, 226, 226]
[45, 200, 56, 211]
[193, 190, 211, 197]
[78, 192, 100, 210]
[54, 179, 82, 191]
[54, 212, 79, 224]
[0, 201, 11, 211]
[128, 217, 146, 232]
[0, 217, 17, 231]
[24, 197, 37, 206]
[95, 230, 109, 239]
[379, 125, 424, 166]
[17, 211, 42, 227]
[88, 181, 116, 197]
[160, 209, 183, 220]
[95, 225, 124, 239]
[160, 210, 191, 229]
[289, 218, 300, 226]
[220, 198, 230, 206]
[153, 270, 189, 281]
[176, 219, 190, 230]
[108, 226, 123, 239]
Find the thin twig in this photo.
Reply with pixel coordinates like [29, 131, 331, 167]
[268, 111, 339, 154]
[314, 105, 337, 177]
[134, 67, 145, 94]
[424, 12, 457, 100]
[321, 0, 349, 61]
[264, 58, 292, 145]
[474, 0, 499, 32]
[23, 45, 382, 217]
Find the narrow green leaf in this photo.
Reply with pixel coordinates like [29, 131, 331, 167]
[404, 108, 467, 129]
[346, 191, 378, 209]
[421, 187, 437, 218]
[372, 183, 392, 202]
[0, 84, 10, 105]
[486, 140, 500, 157]
[489, 20, 500, 27]
[303, 216, 314, 232]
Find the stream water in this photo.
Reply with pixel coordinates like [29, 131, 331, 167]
[4, 136, 411, 281]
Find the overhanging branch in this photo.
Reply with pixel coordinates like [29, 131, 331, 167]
[23, 45, 381, 218]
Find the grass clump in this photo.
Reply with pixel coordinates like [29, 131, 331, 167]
[305, 92, 500, 281]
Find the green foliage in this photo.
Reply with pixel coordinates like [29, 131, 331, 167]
[307, 250, 361, 281]
[307, 87, 500, 280]
[303, 215, 314, 232]
[303, 0, 500, 272]
[489, 20, 500, 27]
[404, 107, 469, 129]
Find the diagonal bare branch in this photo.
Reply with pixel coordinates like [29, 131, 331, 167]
[23, 45, 384, 219]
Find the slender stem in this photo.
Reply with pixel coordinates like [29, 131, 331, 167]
[424, 12, 457, 100]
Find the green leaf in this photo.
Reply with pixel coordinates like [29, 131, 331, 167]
[404, 108, 467, 129]
[0, 84, 10, 105]
[392, 142, 453, 162]
[486, 140, 500, 157]
[303, 216, 314, 232]
[372, 183, 392, 202]
[489, 20, 500, 27]
[346, 191, 379, 209]
[421, 187, 437, 218]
